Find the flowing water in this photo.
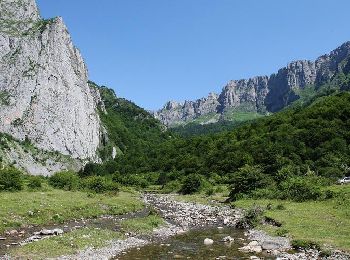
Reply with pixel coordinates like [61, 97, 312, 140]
[117, 227, 274, 260]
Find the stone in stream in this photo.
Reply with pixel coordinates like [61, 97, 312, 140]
[0, 237, 6, 240]
[239, 241, 262, 253]
[37, 228, 64, 236]
[221, 236, 234, 243]
[53, 228, 64, 235]
[261, 240, 284, 250]
[8, 230, 18, 236]
[204, 238, 214, 245]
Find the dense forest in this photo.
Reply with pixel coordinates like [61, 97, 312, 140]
[81, 69, 350, 200]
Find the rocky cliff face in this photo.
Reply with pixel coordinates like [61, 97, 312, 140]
[0, 0, 101, 161]
[155, 41, 350, 126]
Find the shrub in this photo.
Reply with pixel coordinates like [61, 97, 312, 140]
[229, 165, 272, 201]
[205, 187, 215, 197]
[276, 228, 289, 237]
[280, 177, 322, 202]
[275, 204, 285, 210]
[236, 205, 264, 229]
[181, 174, 203, 194]
[0, 167, 23, 191]
[83, 176, 119, 194]
[291, 239, 321, 250]
[113, 173, 150, 188]
[49, 171, 80, 191]
[27, 176, 43, 190]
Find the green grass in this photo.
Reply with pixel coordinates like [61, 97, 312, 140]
[120, 215, 165, 234]
[222, 110, 264, 122]
[234, 185, 350, 251]
[0, 190, 144, 233]
[10, 227, 122, 259]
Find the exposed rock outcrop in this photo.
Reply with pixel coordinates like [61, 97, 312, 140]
[155, 41, 350, 127]
[0, 0, 101, 161]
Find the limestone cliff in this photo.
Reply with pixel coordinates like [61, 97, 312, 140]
[0, 0, 101, 161]
[155, 41, 350, 126]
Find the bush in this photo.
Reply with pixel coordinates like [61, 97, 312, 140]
[83, 176, 119, 194]
[49, 171, 80, 191]
[113, 173, 149, 188]
[236, 205, 264, 228]
[205, 187, 215, 197]
[291, 239, 321, 250]
[229, 165, 272, 201]
[279, 176, 322, 202]
[27, 176, 43, 190]
[181, 174, 203, 194]
[0, 167, 23, 191]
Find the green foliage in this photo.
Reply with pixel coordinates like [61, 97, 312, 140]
[112, 173, 150, 188]
[291, 239, 321, 250]
[181, 174, 203, 194]
[279, 176, 323, 202]
[115, 91, 350, 200]
[0, 167, 23, 191]
[229, 165, 271, 201]
[91, 83, 170, 166]
[236, 205, 264, 228]
[161, 180, 181, 193]
[26, 176, 43, 190]
[49, 171, 80, 191]
[79, 160, 118, 177]
[82, 176, 119, 194]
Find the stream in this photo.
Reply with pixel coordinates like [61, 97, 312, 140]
[117, 227, 273, 260]
[1, 194, 296, 259]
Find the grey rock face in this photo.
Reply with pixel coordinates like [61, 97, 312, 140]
[156, 41, 350, 126]
[154, 92, 220, 126]
[0, 0, 101, 160]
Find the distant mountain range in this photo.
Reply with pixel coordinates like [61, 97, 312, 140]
[154, 41, 350, 127]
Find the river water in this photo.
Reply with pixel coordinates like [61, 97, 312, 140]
[117, 227, 274, 260]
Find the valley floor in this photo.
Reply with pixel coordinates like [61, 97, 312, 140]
[0, 187, 349, 259]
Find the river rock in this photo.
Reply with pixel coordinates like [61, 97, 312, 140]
[39, 229, 54, 235]
[204, 238, 214, 245]
[239, 241, 262, 253]
[53, 228, 64, 235]
[262, 240, 283, 250]
[221, 236, 234, 243]
[8, 230, 18, 236]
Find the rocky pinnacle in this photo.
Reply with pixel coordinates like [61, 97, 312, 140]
[0, 0, 101, 160]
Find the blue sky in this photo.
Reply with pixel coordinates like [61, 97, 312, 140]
[36, 0, 350, 110]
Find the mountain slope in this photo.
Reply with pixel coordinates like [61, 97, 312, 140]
[89, 82, 170, 165]
[155, 41, 350, 127]
[120, 89, 350, 179]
